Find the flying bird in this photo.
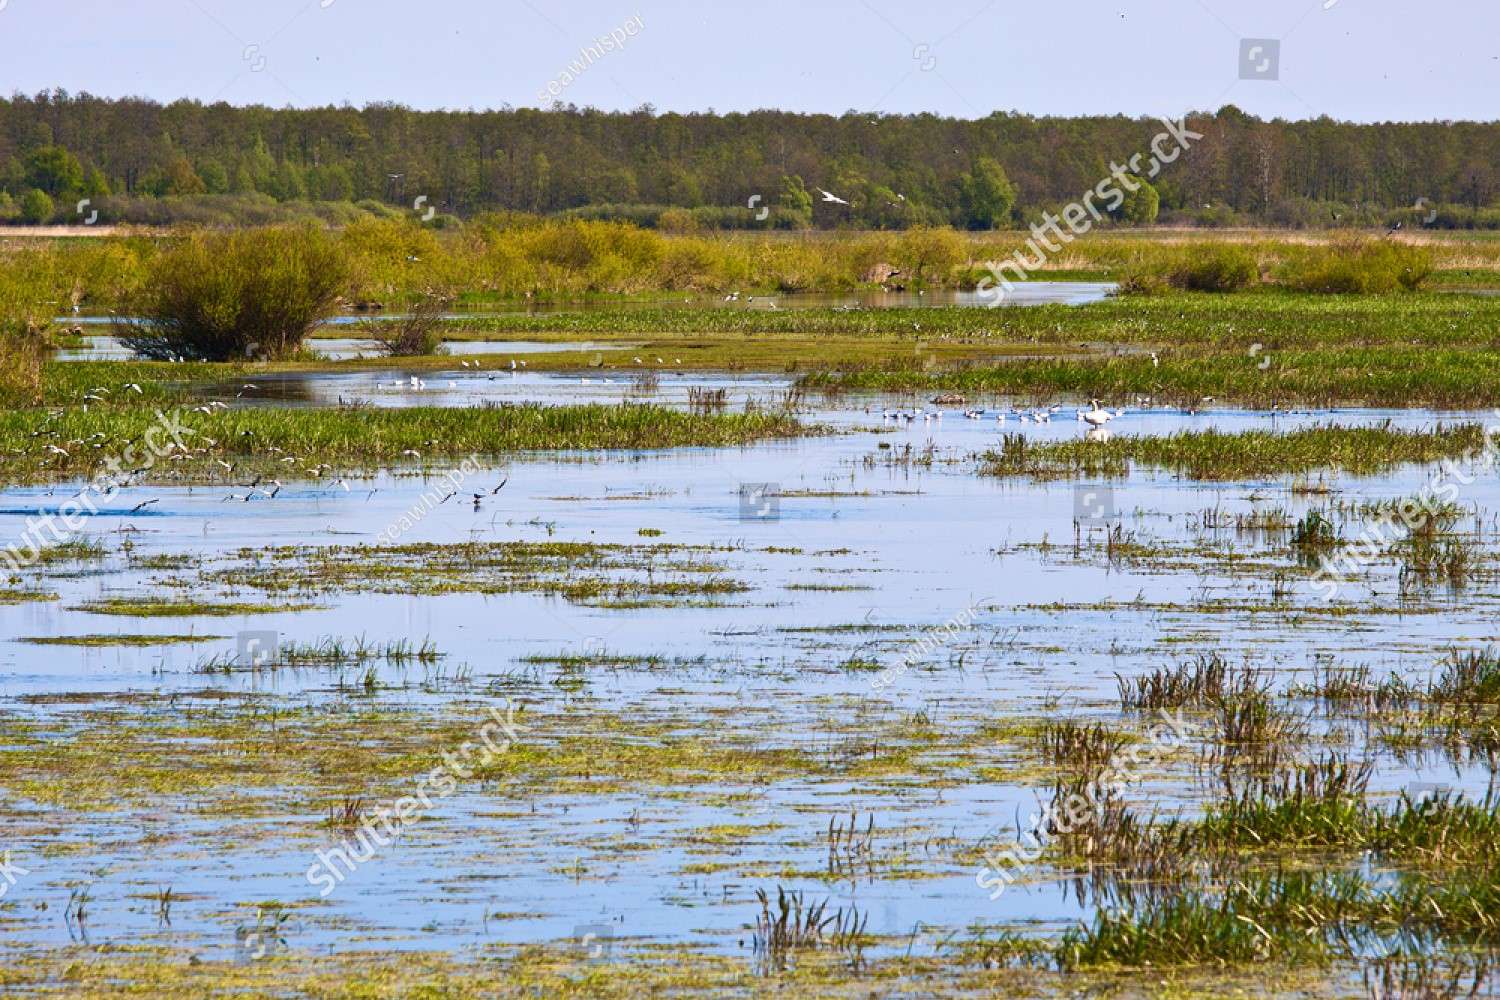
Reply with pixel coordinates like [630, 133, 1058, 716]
[818, 189, 849, 205]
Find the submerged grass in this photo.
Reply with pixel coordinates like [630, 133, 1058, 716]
[19, 633, 226, 647]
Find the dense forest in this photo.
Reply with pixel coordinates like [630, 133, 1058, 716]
[3, 90, 1499, 229]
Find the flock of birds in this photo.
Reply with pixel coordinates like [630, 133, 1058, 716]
[880, 398, 1126, 430]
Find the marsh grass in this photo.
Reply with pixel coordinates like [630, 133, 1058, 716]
[1037, 719, 1129, 778]
[1432, 649, 1500, 704]
[752, 886, 869, 972]
[1117, 653, 1229, 710]
[982, 424, 1494, 482]
[0, 403, 812, 482]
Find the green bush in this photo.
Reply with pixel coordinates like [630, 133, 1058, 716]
[1173, 245, 1259, 292]
[120, 225, 349, 361]
[1279, 238, 1433, 293]
[19, 189, 54, 225]
[1117, 245, 1258, 294]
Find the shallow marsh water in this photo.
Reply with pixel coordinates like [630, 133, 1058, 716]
[1, 371, 1496, 971]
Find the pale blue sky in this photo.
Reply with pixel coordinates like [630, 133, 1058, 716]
[1, 0, 1495, 121]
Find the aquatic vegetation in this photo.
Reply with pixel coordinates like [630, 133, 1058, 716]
[70, 597, 320, 617]
[1036, 719, 1129, 777]
[752, 885, 869, 972]
[206, 539, 748, 606]
[1116, 653, 1230, 710]
[19, 633, 225, 647]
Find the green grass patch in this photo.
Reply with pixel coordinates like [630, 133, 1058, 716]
[981, 423, 1494, 481]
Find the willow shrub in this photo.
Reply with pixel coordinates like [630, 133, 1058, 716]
[1279, 238, 1433, 294]
[120, 225, 349, 361]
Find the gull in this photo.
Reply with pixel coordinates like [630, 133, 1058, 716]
[402, 449, 421, 458]
[215, 460, 233, 472]
[817, 189, 849, 205]
[124, 383, 143, 394]
[129, 499, 159, 513]
[44, 444, 69, 457]
[633, 357, 643, 365]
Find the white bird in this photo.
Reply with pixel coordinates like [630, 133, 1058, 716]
[1150, 352, 1160, 368]
[124, 383, 143, 394]
[817, 188, 849, 205]
[1082, 399, 1115, 429]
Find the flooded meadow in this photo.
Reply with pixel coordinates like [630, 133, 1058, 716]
[4, 356, 1499, 996]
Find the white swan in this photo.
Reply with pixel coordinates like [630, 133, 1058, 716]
[1082, 399, 1114, 429]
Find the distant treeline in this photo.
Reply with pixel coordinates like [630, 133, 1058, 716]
[3, 90, 1500, 229]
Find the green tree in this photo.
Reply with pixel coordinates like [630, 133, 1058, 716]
[165, 156, 206, 195]
[958, 157, 1016, 230]
[198, 159, 230, 194]
[83, 165, 111, 198]
[1117, 175, 1160, 224]
[779, 174, 813, 214]
[23, 145, 84, 197]
[19, 188, 54, 224]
